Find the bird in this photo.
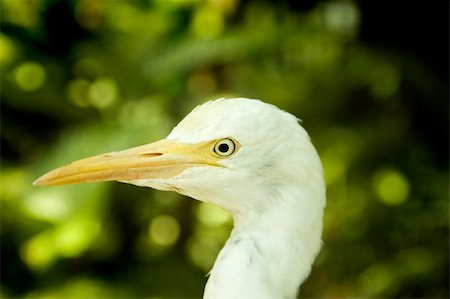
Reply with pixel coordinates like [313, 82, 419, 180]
[34, 97, 326, 299]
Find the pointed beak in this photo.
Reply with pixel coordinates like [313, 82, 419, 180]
[34, 139, 220, 187]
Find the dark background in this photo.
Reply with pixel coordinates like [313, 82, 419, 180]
[1, 0, 448, 298]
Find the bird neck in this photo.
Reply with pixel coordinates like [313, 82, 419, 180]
[203, 185, 325, 299]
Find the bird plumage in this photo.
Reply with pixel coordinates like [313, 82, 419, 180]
[35, 97, 326, 298]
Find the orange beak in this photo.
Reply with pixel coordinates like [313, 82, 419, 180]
[34, 139, 221, 187]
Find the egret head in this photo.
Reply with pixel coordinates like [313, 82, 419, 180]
[35, 98, 324, 215]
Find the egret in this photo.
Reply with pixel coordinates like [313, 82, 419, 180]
[34, 98, 326, 299]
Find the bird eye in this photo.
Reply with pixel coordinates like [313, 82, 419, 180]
[214, 138, 236, 157]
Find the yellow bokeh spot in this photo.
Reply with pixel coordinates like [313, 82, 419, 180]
[196, 203, 231, 227]
[321, 136, 356, 185]
[357, 264, 394, 296]
[323, 1, 360, 34]
[23, 190, 71, 222]
[372, 168, 410, 206]
[191, 5, 224, 39]
[21, 232, 56, 272]
[0, 34, 17, 67]
[55, 220, 101, 258]
[149, 215, 180, 247]
[88, 77, 118, 109]
[21, 220, 101, 271]
[186, 237, 217, 272]
[14, 61, 47, 91]
[208, 0, 238, 16]
[0, 168, 28, 201]
[322, 155, 347, 186]
[2, 0, 41, 28]
[67, 79, 91, 107]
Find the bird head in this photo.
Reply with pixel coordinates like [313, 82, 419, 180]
[34, 98, 324, 215]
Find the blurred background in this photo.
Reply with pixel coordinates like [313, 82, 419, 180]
[1, 0, 448, 298]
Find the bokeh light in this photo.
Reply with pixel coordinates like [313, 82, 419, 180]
[88, 77, 119, 109]
[149, 215, 180, 247]
[14, 61, 47, 92]
[372, 168, 410, 206]
[0, 33, 17, 67]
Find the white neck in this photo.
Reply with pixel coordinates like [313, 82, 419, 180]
[203, 185, 325, 299]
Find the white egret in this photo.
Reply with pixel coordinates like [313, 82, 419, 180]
[34, 98, 326, 299]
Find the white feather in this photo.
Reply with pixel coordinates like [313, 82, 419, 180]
[132, 98, 326, 298]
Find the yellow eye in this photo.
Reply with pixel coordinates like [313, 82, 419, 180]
[214, 138, 236, 157]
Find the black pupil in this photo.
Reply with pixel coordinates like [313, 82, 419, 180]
[218, 143, 230, 153]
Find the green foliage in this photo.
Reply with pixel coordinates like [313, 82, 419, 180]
[1, 0, 448, 298]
